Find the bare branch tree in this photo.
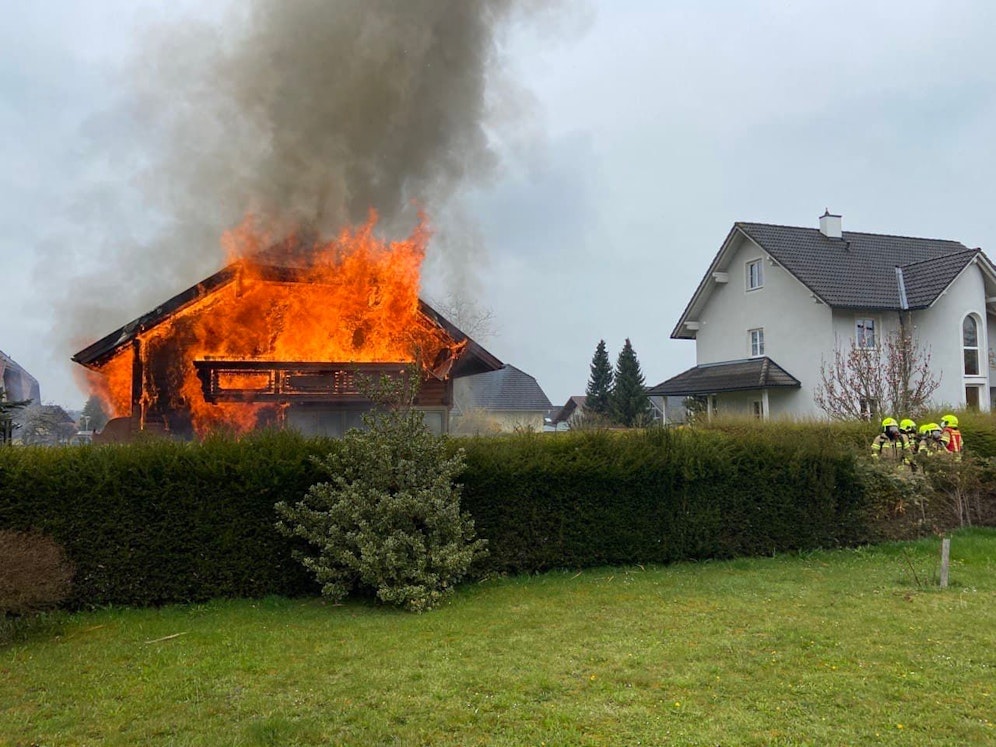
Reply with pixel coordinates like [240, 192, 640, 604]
[815, 316, 940, 420]
[814, 334, 884, 420]
[884, 316, 940, 416]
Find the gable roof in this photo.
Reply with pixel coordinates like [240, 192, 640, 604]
[72, 262, 503, 379]
[647, 357, 800, 396]
[454, 364, 553, 412]
[672, 221, 995, 339]
[551, 395, 586, 424]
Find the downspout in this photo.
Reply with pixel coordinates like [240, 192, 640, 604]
[895, 266, 911, 331]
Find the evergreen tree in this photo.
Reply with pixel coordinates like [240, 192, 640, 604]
[611, 338, 651, 427]
[81, 395, 110, 432]
[585, 339, 614, 417]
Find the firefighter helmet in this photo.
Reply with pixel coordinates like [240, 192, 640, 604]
[899, 418, 916, 431]
[941, 414, 959, 428]
[881, 417, 899, 429]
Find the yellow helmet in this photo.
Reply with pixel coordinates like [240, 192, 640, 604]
[899, 419, 916, 431]
[881, 417, 899, 429]
[928, 422, 942, 435]
[941, 414, 959, 428]
[917, 423, 930, 435]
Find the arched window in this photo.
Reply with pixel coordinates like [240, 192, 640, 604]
[963, 315, 980, 376]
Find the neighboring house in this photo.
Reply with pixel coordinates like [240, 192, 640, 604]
[16, 404, 77, 446]
[651, 212, 996, 419]
[549, 395, 587, 430]
[0, 349, 41, 403]
[452, 364, 553, 433]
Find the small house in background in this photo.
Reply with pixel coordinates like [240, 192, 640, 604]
[0, 349, 41, 403]
[451, 364, 552, 434]
[549, 395, 587, 430]
[16, 404, 77, 446]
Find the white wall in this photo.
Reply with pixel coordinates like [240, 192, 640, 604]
[914, 263, 990, 411]
[692, 236, 993, 417]
[694, 233, 833, 417]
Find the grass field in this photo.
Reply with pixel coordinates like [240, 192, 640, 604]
[2, 529, 994, 746]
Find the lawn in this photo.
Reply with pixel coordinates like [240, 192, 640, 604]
[2, 529, 994, 746]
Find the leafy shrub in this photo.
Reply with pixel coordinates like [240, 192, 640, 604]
[276, 391, 486, 613]
[0, 530, 74, 616]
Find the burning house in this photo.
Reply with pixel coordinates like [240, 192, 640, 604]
[72, 217, 501, 440]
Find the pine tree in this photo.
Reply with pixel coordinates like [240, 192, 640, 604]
[81, 395, 110, 432]
[611, 338, 651, 427]
[585, 340, 613, 417]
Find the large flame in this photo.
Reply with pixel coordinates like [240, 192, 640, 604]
[90, 212, 452, 435]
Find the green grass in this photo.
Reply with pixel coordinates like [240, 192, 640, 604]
[3, 529, 995, 746]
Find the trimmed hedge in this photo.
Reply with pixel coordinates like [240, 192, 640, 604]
[0, 431, 329, 607]
[458, 427, 868, 574]
[2, 417, 993, 609]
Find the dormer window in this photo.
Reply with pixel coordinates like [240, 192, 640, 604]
[746, 259, 764, 291]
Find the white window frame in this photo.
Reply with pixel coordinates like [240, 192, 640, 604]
[748, 328, 765, 358]
[963, 314, 981, 376]
[745, 259, 764, 291]
[855, 317, 877, 349]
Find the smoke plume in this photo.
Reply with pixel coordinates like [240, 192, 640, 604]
[49, 0, 544, 373]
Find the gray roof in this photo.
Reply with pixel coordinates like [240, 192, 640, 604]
[672, 220, 995, 339]
[736, 222, 978, 310]
[647, 357, 800, 396]
[455, 365, 553, 412]
[551, 395, 586, 424]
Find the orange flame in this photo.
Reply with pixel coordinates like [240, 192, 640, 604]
[90, 212, 451, 435]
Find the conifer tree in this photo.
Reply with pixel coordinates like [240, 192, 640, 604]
[611, 338, 651, 427]
[585, 339, 613, 417]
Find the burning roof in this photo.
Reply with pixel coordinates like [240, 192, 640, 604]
[73, 215, 501, 436]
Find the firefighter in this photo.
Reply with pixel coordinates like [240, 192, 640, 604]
[915, 422, 930, 451]
[916, 423, 940, 454]
[871, 417, 910, 463]
[900, 419, 918, 453]
[940, 414, 963, 460]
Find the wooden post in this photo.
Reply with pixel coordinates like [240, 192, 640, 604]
[939, 537, 951, 588]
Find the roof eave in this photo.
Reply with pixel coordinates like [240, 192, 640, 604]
[669, 224, 746, 339]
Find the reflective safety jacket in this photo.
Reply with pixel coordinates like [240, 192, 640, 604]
[871, 433, 910, 461]
[941, 427, 963, 457]
[917, 435, 944, 455]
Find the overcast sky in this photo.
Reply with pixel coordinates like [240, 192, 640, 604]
[4, 0, 996, 410]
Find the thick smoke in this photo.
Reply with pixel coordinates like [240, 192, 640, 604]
[50, 0, 543, 371]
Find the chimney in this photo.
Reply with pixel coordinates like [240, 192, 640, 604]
[819, 209, 842, 239]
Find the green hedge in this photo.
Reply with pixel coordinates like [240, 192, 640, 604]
[2, 416, 993, 609]
[458, 427, 868, 574]
[0, 431, 329, 607]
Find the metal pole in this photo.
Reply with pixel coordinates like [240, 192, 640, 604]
[939, 537, 951, 588]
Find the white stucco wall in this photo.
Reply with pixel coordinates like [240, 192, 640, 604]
[693, 234, 833, 417]
[490, 411, 546, 433]
[691, 238, 993, 418]
[913, 263, 990, 411]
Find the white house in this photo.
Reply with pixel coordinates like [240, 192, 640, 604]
[651, 212, 996, 419]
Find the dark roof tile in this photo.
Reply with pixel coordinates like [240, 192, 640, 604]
[455, 365, 552, 411]
[648, 357, 800, 396]
[736, 223, 975, 309]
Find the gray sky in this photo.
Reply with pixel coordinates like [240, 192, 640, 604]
[4, 0, 996, 410]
